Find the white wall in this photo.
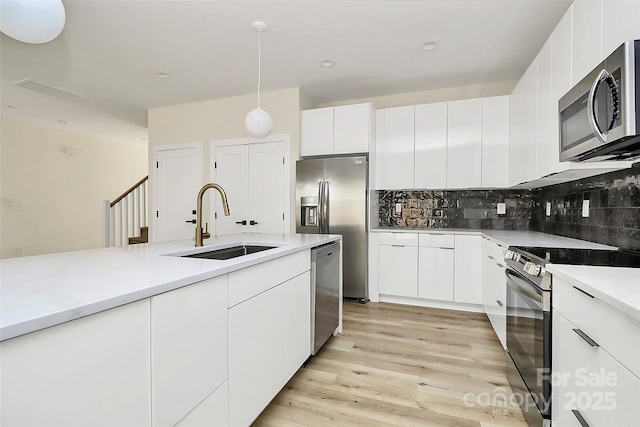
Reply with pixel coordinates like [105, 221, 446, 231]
[0, 118, 148, 258]
[147, 87, 301, 235]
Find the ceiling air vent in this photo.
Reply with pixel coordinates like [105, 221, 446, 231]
[10, 78, 86, 101]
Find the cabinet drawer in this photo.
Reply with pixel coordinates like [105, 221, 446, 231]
[553, 277, 640, 377]
[378, 232, 418, 246]
[552, 309, 640, 426]
[419, 233, 454, 248]
[228, 250, 310, 307]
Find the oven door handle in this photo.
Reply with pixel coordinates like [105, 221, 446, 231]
[505, 268, 543, 309]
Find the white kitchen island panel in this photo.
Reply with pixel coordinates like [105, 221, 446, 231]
[0, 300, 151, 427]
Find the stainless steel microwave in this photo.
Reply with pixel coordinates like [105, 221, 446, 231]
[559, 40, 640, 162]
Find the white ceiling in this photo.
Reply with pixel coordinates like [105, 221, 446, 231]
[0, 0, 572, 144]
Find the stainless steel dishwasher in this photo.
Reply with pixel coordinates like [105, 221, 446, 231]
[311, 241, 340, 355]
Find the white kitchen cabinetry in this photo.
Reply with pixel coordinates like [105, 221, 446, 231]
[572, 0, 603, 84]
[228, 271, 311, 427]
[509, 57, 538, 187]
[602, 0, 640, 59]
[375, 106, 415, 189]
[214, 140, 287, 235]
[418, 234, 454, 301]
[0, 300, 151, 427]
[481, 237, 507, 348]
[176, 382, 229, 427]
[414, 102, 447, 189]
[151, 276, 227, 427]
[301, 103, 373, 156]
[481, 96, 510, 188]
[453, 235, 483, 305]
[447, 98, 483, 189]
[378, 232, 419, 297]
[536, 37, 556, 179]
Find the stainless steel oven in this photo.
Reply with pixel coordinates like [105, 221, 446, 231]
[504, 249, 552, 427]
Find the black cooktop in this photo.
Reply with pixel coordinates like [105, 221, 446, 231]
[512, 246, 640, 268]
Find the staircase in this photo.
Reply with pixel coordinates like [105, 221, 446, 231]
[102, 176, 149, 247]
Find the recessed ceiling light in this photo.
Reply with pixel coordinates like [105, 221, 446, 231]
[420, 42, 438, 52]
[319, 60, 335, 68]
[4, 105, 17, 109]
[56, 119, 69, 126]
[155, 72, 171, 79]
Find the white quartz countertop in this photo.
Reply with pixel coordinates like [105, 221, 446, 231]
[546, 264, 640, 321]
[371, 228, 616, 250]
[0, 233, 340, 341]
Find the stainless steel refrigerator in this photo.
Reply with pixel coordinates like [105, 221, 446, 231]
[296, 156, 368, 301]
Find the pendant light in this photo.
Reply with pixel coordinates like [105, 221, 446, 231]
[245, 21, 273, 138]
[0, 0, 66, 44]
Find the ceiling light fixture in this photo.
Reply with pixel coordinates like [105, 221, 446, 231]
[244, 21, 272, 138]
[319, 60, 335, 68]
[0, 0, 66, 44]
[420, 41, 438, 52]
[155, 72, 171, 79]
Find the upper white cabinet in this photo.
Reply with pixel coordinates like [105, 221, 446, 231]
[509, 57, 538, 187]
[482, 96, 510, 188]
[572, 0, 603, 83]
[601, 0, 640, 58]
[536, 37, 556, 179]
[447, 98, 483, 189]
[375, 106, 415, 190]
[301, 103, 373, 156]
[415, 102, 447, 189]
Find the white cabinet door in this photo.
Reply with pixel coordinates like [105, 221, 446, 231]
[418, 247, 454, 301]
[301, 107, 333, 157]
[214, 144, 249, 235]
[482, 238, 507, 348]
[248, 141, 285, 233]
[447, 98, 482, 189]
[228, 272, 311, 427]
[175, 382, 229, 427]
[0, 300, 151, 427]
[377, 106, 415, 189]
[453, 235, 483, 304]
[602, 0, 640, 58]
[151, 276, 227, 427]
[536, 37, 557, 179]
[510, 58, 538, 186]
[572, 0, 602, 83]
[481, 96, 510, 188]
[334, 103, 371, 154]
[378, 244, 418, 297]
[415, 102, 447, 189]
[552, 6, 573, 102]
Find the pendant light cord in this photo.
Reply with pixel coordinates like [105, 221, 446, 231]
[257, 29, 262, 109]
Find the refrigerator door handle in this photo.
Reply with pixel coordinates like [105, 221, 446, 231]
[317, 180, 325, 234]
[322, 180, 330, 234]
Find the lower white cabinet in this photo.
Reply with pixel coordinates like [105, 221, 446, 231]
[228, 271, 311, 426]
[378, 233, 419, 297]
[418, 234, 454, 301]
[481, 237, 507, 348]
[453, 235, 483, 304]
[151, 276, 228, 426]
[0, 300, 152, 427]
[175, 382, 229, 427]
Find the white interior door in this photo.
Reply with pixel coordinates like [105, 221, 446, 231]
[214, 145, 249, 235]
[155, 145, 202, 242]
[248, 142, 285, 234]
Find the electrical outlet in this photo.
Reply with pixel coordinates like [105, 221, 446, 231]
[582, 200, 590, 217]
[546, 202, 551, 217]
[15, 248, 23, 256]
[395, 203, 402, 213]
[497, 203, 506, 215]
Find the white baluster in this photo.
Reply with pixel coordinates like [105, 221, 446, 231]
[141, 181, 147, 228]
[110, 205, 116, 247]
[122, 198, 128, 246]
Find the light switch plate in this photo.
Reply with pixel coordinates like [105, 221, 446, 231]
[582, 200, 590, 217]
[395, 203, 402, 213]
[546, 202, 551, 217]
[497, 203, 506, 215]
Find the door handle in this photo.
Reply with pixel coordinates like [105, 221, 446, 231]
[185, 219, 196, 224]
[236, 220, 247, 225]
[249, 220, 258, 225]
[573, 329, 599, 347]
[572, 410, 590, 427]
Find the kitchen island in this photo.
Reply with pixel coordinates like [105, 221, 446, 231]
[0, 233, 341, 427]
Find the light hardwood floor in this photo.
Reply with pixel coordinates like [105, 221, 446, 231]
[253, 302, 528, 427]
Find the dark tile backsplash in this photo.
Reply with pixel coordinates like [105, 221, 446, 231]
[376, 189, 534, 231]
[375, 163, 640, 251]
[531, 162, 640, 251]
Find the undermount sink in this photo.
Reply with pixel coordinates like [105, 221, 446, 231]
[182, 245, 277, 260]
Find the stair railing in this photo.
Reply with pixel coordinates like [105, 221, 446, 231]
[102, 176, 149, 247]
